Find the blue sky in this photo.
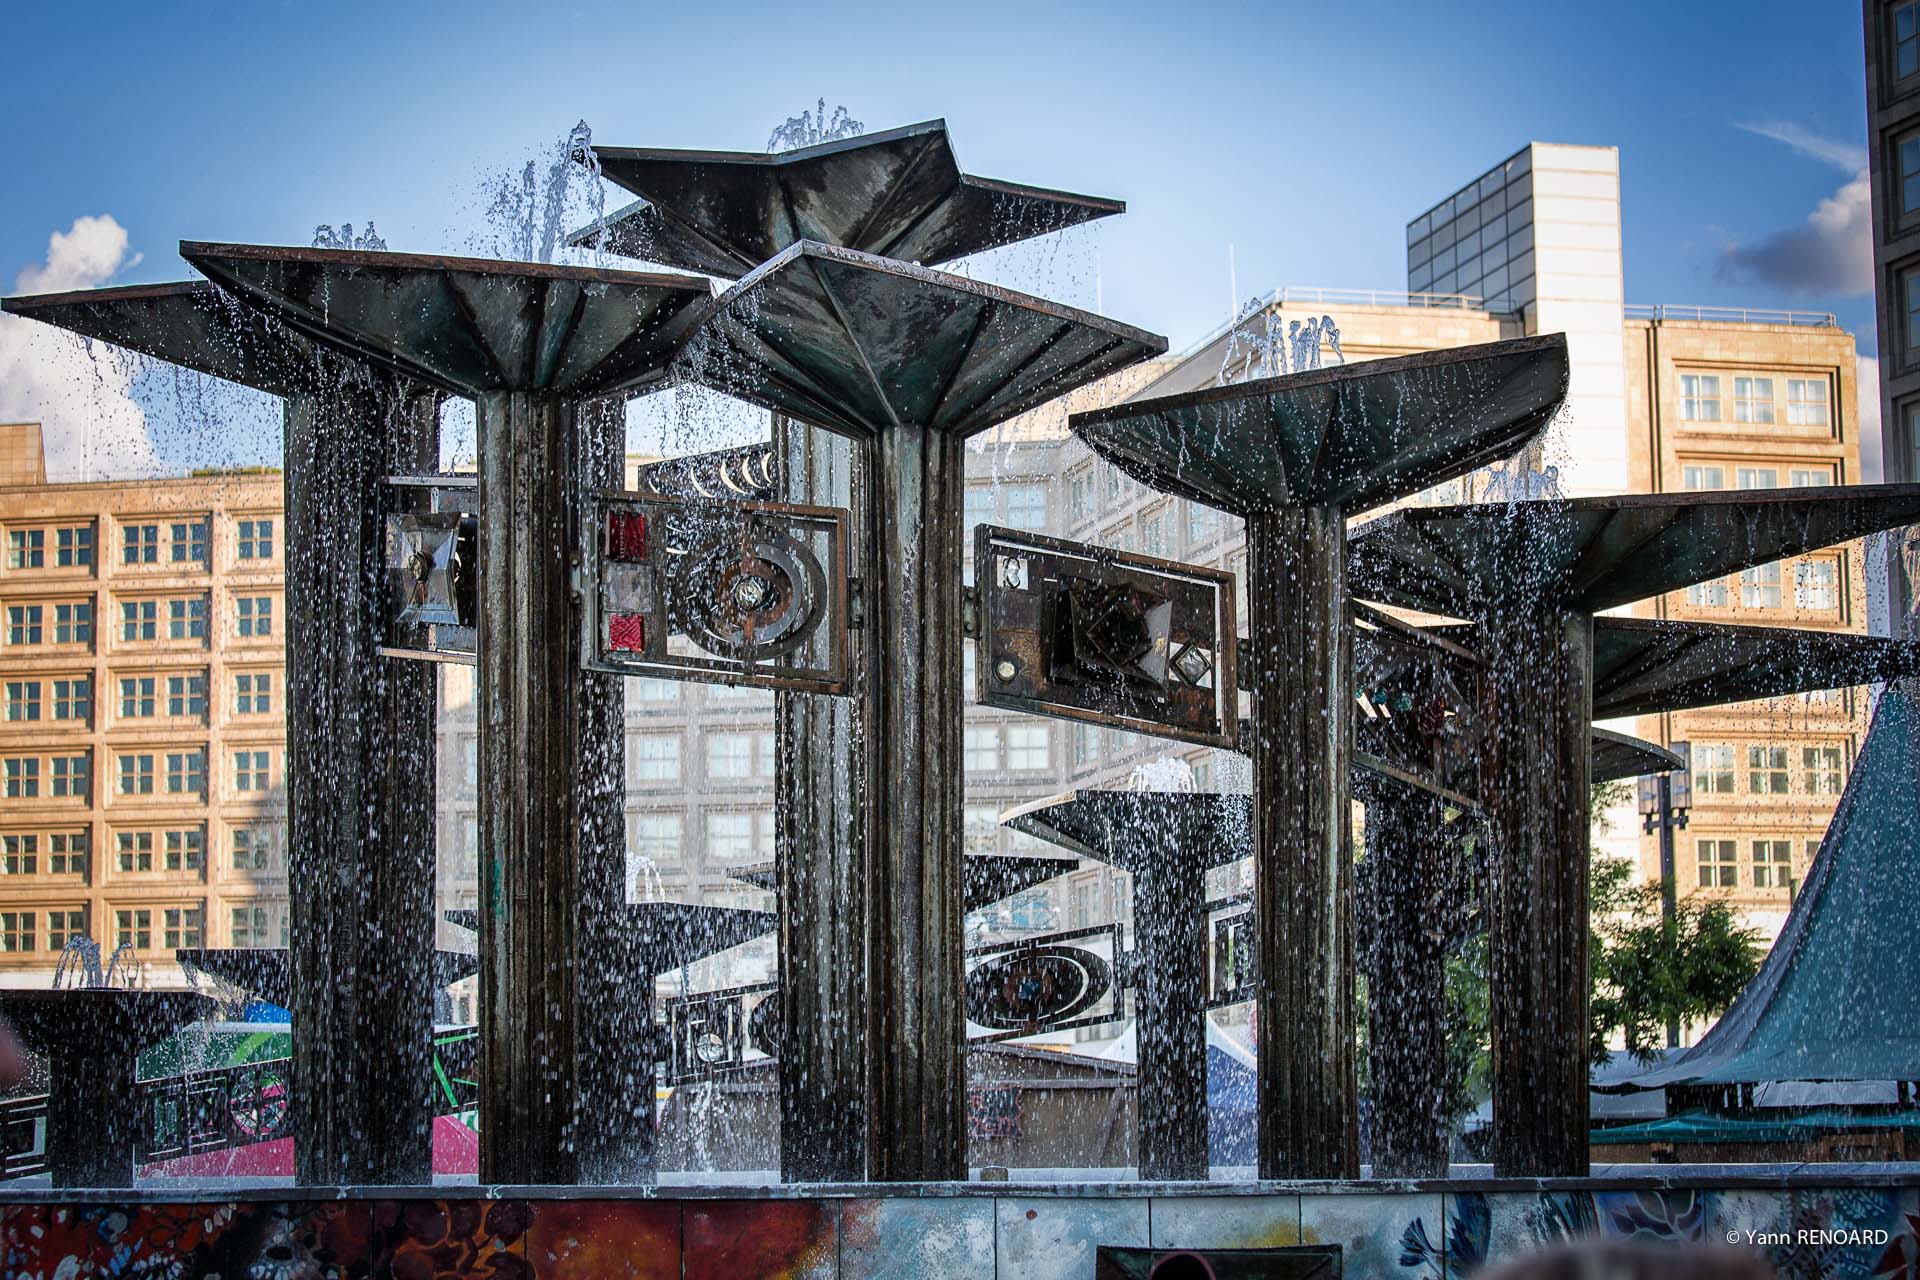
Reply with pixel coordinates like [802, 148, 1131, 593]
[0, 0, 1882, 475]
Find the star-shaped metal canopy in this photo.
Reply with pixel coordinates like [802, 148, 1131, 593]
[179, 242, 712, 399]
[628, 902, 776, 976]
[667, 240, 1166, 438]
[1349, 485, 1920, 617]
[1589, 617, 1920, 721]
[725, 852, 1075, 913]
[0, 990, 215, 1056]
[1068, 334, 1568, 516]
[1002, 791, 1252, 876]
[174, 948, 482, 1007]
[1591, 729, 1685, 784]
[576, 119, 1125, 278]
[2, 280, 325, 397]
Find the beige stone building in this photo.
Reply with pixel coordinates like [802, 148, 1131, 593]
[0, 423, 286, 987]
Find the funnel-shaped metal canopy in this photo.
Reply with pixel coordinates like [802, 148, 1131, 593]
[1003, 790, 1252, 876]
[1069, 335, 1568, 516]
[1350, 485, 1920, 616]
[629, 901, 775, 976]
[1590, 617, 1920, 720]
[577, 120, 1124, 278]
[179, 242, 711, 398]
[0, 989, 214, 1055]
[1591, 728, 1685, 784]
[175, 948, 482, 1006]
[725, 852, 1074, 913]
[668, 240, 1166, 438]
[1, 280, 326, 396]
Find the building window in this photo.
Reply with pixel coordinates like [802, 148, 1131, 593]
[234, 672, 271, 714]
[232, 904, 274, 947]
[632, 734, 680, 782]
[167, 673, 207, 718]
[1004, 483, 1047, 532]
[169, 597, 209, 640]
[120, 677, 156, 718]
[1679, 374, 1721, 421]
[1734, 466, 1778, 490]
[163, 906, 203, 949]
[235, 596, 271, 638]
[1751, 839, 1792, 889]
[631, 677, 679, 702]
[1740, 563, 1782, 609]
[706, 812, 758, 864]
[1692, 743, 1735, 794]
[460, 737, 477, 789]
[1731, 377, 1774, 424]
[52, 677, 89, 721]
[165, 750, 206, 796]
[1794, 560, 1839, 611]
[0, 912, 35, 953]
[1680, 464, 1725, 492]
[170, 520, 209, 565]
[630, 814, 681, 864]
[122, 523, 159, 565]
[120, 600, 156, 642]
[55, 525, 92, 568]
[964, 725, 1001, 773]
[1142, 509, 1168, 557]
[1073, 723, 1103, 767]
[1695, 838, 1737, 889]
[1, 835, 38, 875]
[1069, 472, 1095, 523]
[54, 602, 91, 644]
[47, 909, 85, 950]
[1898, 1, 1920, 80]
[233, 750, 271, 793]
[236, 518, 274, 560]
[1785, 378, 1829, 427]
[1802, 744, 1845, 795]
[963, 486, 994, 531]
[49, 754, 87, 798]
[705, 734, 753, 780]
[1187, 503, 1222, 546]
[165, 828, 204, 872]
[4, 680, 40, 722]
[1789, 466, 1834, 488]
[117, 831, 154, 872]
[6, 529, 45, 569]
[117, 753, 154, 796]
[1007, 889, 1055, 931]
[115, 908, 152, 950]
[1747, 744, 1791, 794]
[48, 831, 86, 876]
[232, 826, 275, 872]
[1905, 269, 1920, 363]
[4, 758, 40, 799]
[1006, 724, 1050, 770]
[1686, 577, 1729, 608]
[7, 604, 43, 646]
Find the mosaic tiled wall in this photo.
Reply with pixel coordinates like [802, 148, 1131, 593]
[3, 1182, 1917, 1278]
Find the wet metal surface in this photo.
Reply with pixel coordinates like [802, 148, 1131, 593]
[1588, 617, 1920, 719]
[579, 120, 1124, 278]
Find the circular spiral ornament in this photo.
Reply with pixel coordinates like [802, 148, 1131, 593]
[668, 523, 824, 661]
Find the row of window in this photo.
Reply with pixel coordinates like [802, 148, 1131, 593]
[0, 900, 288, 955]
[0, 824, 285, 880]
[1, 748, 282, 801]
[964, 722, 1052, 773]
[2, 593, 276, 648]
[1676, 375, 1831, 429]
[2, 517, 274, 574]
[622, 811, 776, 886]
[1695, 836, 1819, 892]
[1690, 743, 1848, 797]
[1, 671, 274, 725]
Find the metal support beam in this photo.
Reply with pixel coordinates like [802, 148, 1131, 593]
[1483, 604, 1594, 1177]
[1246, 504, 1358, 1179]
[1361, 787, 1450, 1179]
[866, 423, 967, 1181]
[1133, 851, 1210, 1180]
[286, 374, 438, 1185]
[475, 391, 629, 1185]
[774, 414, 871, 1182]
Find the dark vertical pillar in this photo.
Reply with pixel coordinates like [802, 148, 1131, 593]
[286, 372, 439, 1185]
[866, 423, 967, 1181]
[569, 397, 643, 1185]
[1362, 787, 1449, 1179]
[1245, 504, 1358, 1179]
[1482, 603, 1594, 1177]
[1133, 837, 1210, 1180]
[476, 389, 622, 1185]
[44, 1037, 139, 1187]
[774, 413, 870, 1182]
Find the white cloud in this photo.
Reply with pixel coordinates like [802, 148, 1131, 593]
[1733, 121, 1867, 174]
[0, 215, 162, 480]
[1718, 167, 1874, 297]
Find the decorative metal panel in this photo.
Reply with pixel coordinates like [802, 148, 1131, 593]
[381, 475, 479, 664]
[964, 923, 1127, 1044]
[974, 524, 1237, 748]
